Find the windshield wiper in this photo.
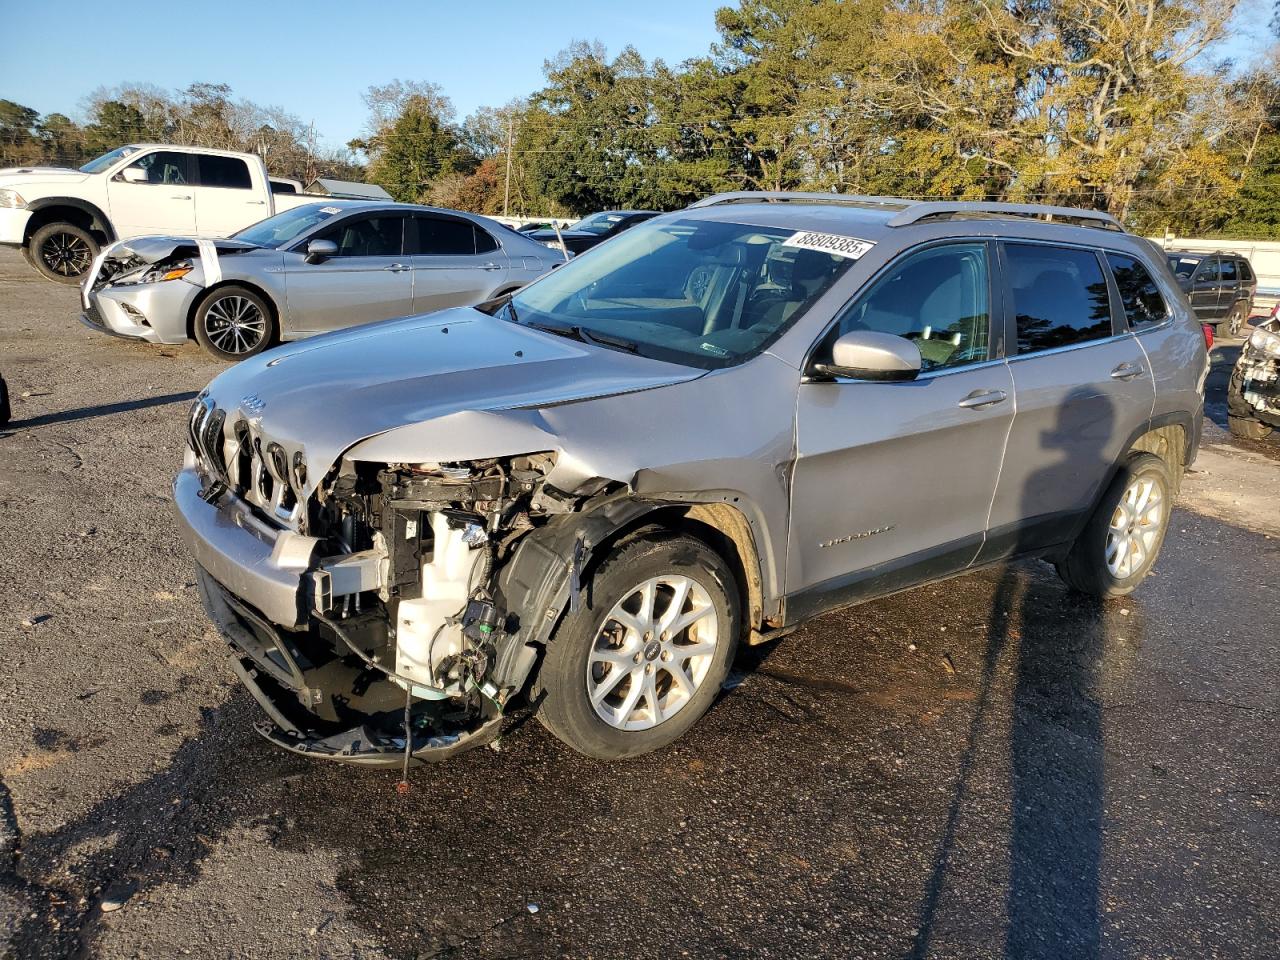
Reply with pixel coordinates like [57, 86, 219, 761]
[527, 319, 639, 353]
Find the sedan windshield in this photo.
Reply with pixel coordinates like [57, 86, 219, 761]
[233, 203, 344, 248]
[79, 146, 141, 174]
[507, 218, 855, 369]
[569, 212, 628, 235]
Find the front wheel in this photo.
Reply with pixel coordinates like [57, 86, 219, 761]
[1055, 452, 1173, 597]
[193, 285, 276, 362]
[534, 533, 740, 759]
[29, 222, 98, 284]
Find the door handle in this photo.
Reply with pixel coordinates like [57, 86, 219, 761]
[384, 263, 411, 273]
[1110, 362, 1145, 381]
[247, 200, 266, 205]
[482, 262, 502, 271]
[171, 194, 192, 200]
[957, 389, 1007, 409]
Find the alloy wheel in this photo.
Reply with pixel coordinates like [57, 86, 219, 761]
[40, 232, 92, 278]
[1105, 476, 1164, 579]
[204, 296, 267, 355]
[586, 575, 719, 731]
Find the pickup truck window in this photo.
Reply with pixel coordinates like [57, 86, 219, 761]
[234, 204, 343, 248]
[197, 155, 252, 190]
[123, 152, 190, 185]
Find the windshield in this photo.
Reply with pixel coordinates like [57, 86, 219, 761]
[506, 217, 856, 369]
[79, 146, 141, 174]
[1167, 254, 1203, 281]
[569, 212, 628, 236]
[232, 203, 345, 248]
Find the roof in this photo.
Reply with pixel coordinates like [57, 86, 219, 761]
[304, 179, 394, 200]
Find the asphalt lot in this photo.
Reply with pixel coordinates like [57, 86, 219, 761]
[0, 245, 1277, 960]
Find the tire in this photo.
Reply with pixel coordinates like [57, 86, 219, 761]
[193, 285, 276, 362]
[534, 533, 741, 759]
[1055, 452, 1173, 597]
[1219, 303, 1246, 339]
[28, 222, 98, 284]
[1228, 414, 1272, 440]
[1226, 363, 1253, 419]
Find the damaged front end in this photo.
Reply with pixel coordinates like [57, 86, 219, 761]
[181, 421, 619, 766]
[1231, 318, 1280, 429]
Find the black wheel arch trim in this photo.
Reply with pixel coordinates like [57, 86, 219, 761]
[24, 197, 116, 244]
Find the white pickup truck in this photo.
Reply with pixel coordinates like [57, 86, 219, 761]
[0, 144, 316, 284]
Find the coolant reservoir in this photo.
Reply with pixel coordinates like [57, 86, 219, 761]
[395, 512, 482, 692]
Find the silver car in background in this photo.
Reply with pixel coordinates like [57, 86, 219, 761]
[80, 201, 561, 360]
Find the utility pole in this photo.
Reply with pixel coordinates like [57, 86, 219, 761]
[503, 116, 514, 217]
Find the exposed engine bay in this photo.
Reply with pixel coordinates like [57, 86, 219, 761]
[195, 446, 627, 767]
[1230, 317, 1280, 429]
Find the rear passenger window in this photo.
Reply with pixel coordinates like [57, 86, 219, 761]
[1239, 259, 1255, 282]
[1218, 259, 1238, 282]
[836, 242, 990, 372]
[1106, 253, 1168, 330]
[197, 155, 252, 190]
[411, 216, 476, 255]
[1005, 244, 1113, 354]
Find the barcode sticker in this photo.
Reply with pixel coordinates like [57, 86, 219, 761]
[782, 230, 874, 260]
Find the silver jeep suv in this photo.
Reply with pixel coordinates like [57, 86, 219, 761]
[174, 192, 1207, 766]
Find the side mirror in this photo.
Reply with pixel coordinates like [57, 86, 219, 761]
[304, 239, 337, 264]
[813, 330, 921, 382]
[120, 166, 148, 184]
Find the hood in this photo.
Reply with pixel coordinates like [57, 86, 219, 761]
[201, 307, 704, 482]
[105, 235, 261, 264]
[526, 229, 595, 242]
[0, 166, 89, 186]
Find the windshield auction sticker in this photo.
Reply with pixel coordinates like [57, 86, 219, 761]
[783, 231, 874, 260]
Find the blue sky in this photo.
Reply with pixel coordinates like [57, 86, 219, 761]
[0, 0, 727, 150]
[0, 0, 1266, 154]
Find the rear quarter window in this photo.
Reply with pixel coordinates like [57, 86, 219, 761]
[1106, 253, 1169, 330]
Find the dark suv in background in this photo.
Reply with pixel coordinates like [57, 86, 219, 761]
[1166, 251, 1256, 338]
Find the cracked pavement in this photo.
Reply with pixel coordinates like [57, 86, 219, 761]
[1, 248, 1277, 959]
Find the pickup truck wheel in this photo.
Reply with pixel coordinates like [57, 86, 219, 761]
[29, 222, 97, 284]
[1055, 452, 1172, 597]
[534, 533, 740, 759]
[194, 286, 275, 362]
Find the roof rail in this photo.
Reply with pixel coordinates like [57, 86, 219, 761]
[688, 192, 1124, 233]
[688, 191, 910, 210]
[885, 201, 1123, 232]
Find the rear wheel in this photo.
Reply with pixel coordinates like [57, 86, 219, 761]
[193, 285, 276, 362]
[534, 533, 740, 759]
[1219, 304, 1246, 339]
[29, 222, 97, 284]
[1055, 452, 1172, 597]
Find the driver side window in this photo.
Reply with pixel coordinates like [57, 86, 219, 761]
[123, 151, 189, 185]
[834, 242, 990, 372]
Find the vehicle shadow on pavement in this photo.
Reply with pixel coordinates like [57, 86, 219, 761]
[911, 389, 1120, 960]
[3, 391, 198, 430]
